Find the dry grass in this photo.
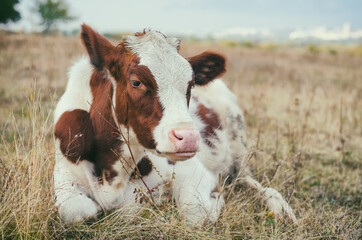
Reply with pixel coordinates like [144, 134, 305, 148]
[0, 31, 361, 239]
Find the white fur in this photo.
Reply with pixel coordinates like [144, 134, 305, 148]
[126, 32, 196, 154]
[54, 33, 296, 224]
[244, 176, 297, 222]
[54, 56, 93, 124]
[53, 58, 140, 222]
[54, 140, 100, 222]
[134, 152, 224, 224]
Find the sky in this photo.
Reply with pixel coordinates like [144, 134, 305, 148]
[5, 0, 362, 37]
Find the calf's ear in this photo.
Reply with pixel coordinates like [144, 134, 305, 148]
[81, 24, 115, 70]
[187, 51, 226, 86]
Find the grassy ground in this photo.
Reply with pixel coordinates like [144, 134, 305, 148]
[0, 31, 361, 239]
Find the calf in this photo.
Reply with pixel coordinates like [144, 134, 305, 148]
[54, 24, 296, 224]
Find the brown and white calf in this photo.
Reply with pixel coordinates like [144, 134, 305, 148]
[54, 24, 296, 224]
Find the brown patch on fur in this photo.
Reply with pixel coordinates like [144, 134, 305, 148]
[81, 25, 164, 150]
[187, 51, 226, 86]
[114, 60, 164, 149]
[116, 182, 123, 189]
[196, 100, 223, 148]
[186, 79, 195, 108]
[130, 156, 153, 179]
[55, 71, 123, 183]
[134, 29, 149, 37]
[54, 71, 122, 183]
[89, 70, 122, 183]
[81, 24, 115, 71]
[54, 109, 94, 163]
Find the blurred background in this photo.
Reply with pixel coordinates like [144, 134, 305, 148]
[2, 0, 362, 44]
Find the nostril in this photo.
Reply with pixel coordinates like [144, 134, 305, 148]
[172, 130, 184, 141]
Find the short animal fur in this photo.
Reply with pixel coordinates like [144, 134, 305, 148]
[54, 24, 296, 224]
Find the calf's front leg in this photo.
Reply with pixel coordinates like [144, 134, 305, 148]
[172, 157, 224, 225]
[54, 154, 101, 223]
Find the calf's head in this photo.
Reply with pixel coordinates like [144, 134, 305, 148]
[81, 24, 225, 162]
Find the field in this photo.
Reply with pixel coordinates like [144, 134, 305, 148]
[0, 31, 361, 239]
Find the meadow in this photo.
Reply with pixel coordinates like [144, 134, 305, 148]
[0, 31, 361, 239]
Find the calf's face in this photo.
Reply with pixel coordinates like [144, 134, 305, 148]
[81, 24, 225, 162]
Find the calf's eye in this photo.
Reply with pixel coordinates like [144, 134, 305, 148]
[130, 80, 142, 88]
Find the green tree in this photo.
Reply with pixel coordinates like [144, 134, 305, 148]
[38, 0, 75, 33]
[0, 0, 21, 24]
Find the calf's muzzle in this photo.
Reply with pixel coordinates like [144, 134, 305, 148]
[166, 128, 200, 160]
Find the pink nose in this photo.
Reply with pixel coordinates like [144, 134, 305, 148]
[169, 129, 200, 152]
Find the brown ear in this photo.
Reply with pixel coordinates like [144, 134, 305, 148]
[81, 24, 114, 70]
[187, 51, 226, 86]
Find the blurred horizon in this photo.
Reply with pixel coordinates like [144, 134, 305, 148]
[2, 0, 362, 43]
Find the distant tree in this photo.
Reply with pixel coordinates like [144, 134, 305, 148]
[0, 0, 21, 24]
[37, 0, 75, 33]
